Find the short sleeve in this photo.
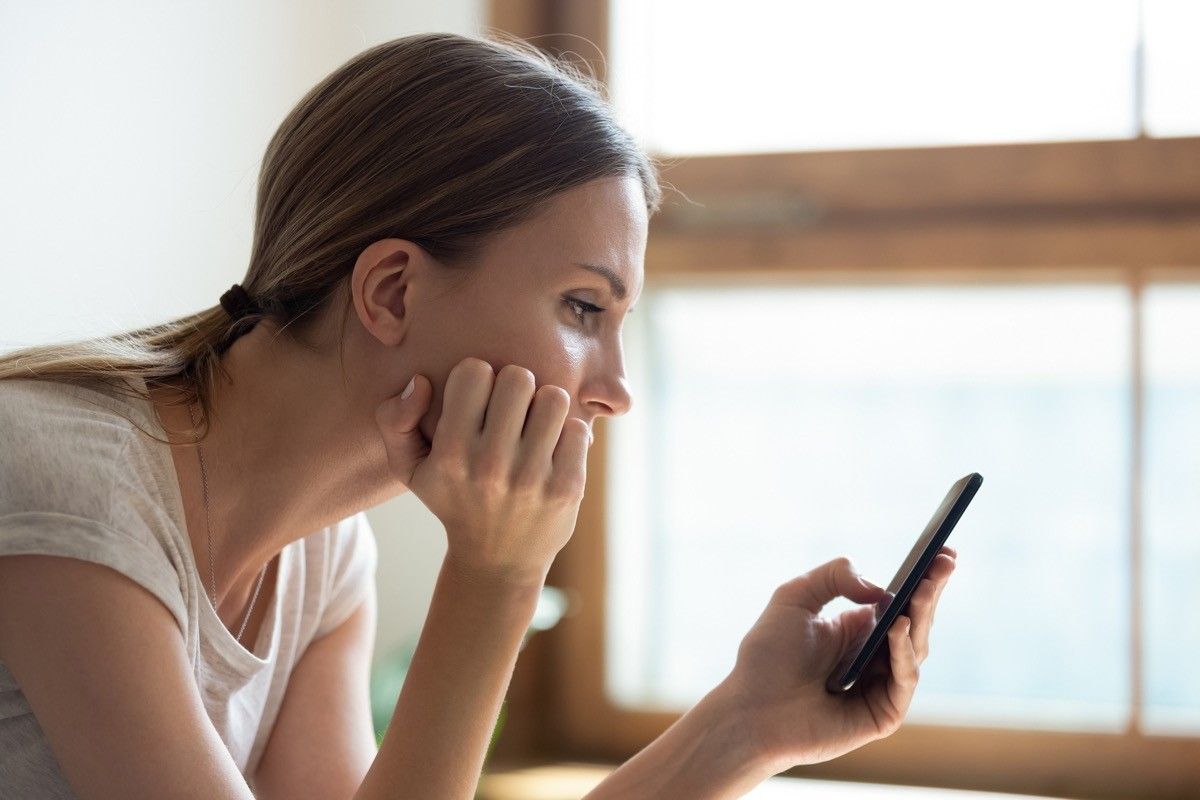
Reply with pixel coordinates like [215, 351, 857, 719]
[0, 379, 190, 636]
[0, 511, 189, 635]
[315, 511, 378, 638]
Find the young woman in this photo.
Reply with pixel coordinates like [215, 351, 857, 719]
[0, 32, 956, 799]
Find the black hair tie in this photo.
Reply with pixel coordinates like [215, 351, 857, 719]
[215, 283, 263, 355]
[219, 283, 259, 320]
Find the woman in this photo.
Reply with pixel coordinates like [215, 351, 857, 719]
[0, 32, 955, 799]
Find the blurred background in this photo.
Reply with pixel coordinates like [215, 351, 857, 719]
[3, 1, 1197, 799]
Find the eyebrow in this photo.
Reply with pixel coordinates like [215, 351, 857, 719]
[572, 261, 628, 301]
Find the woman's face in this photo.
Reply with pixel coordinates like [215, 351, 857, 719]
[350, 175, 647, 446]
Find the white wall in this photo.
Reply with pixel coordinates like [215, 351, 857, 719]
[0, 0, 486, 666]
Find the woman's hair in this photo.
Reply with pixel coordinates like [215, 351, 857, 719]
[0, 31, 665, 444]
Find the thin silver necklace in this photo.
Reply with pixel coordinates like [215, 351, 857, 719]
[188, 402, 267, 645]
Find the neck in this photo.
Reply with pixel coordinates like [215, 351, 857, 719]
[150, 319, 403, 619]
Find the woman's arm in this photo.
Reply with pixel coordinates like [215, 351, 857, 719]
[583, 552, 957, 799]
[363, 359, 592, 797]
[0, 553, 259, 799]
[251, 593, 378, 799]
[353, 551, 543, 800]
[580, 680, 777, 800]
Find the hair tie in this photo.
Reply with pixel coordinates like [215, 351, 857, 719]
[219, 283, 259, 320]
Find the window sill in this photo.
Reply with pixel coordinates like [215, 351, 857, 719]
[477, 761, 1066, 800]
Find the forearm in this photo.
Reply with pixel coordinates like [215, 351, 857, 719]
[582, 681, 778, 800]
[354, 553, 543, 800]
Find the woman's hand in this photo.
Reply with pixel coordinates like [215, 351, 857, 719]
[718, 549, 957, 772]
[374, 357, 592, 585]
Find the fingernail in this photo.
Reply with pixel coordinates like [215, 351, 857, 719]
[401, 377, 415, 400]
[856, 574, 882, 591]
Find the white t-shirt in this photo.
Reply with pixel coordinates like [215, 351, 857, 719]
[0, 375, 378, 798]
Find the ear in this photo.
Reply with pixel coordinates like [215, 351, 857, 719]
[351, 238, 423, 347]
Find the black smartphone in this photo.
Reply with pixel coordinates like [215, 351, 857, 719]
[825, 472, 983, 693]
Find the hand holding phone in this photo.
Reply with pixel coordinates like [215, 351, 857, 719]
[713, 477, 975, 769]
[825, 472, 983, 693]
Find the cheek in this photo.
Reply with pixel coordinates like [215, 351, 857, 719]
[490, 316, 589, 383]
[421, 310, 591, 426]
[555, 335, 590, 372]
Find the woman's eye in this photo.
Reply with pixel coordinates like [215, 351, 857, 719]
[565, 297, 604, 325]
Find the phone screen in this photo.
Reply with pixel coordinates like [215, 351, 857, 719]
[825, 472, 983, 693]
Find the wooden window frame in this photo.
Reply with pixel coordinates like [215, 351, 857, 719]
[488, 3, 1200, 797]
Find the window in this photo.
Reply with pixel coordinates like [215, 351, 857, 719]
[1144, 283, 1200, 734]
[610, 0, 1200, 155]
[489, 0, 1200, 794]
[1143, 1, 1200, 136]
[607, 283, 1136, 730]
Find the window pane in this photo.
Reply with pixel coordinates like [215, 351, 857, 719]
[610, 0, 1140, 155]
[1143, 283, 1200, 734]
[607, 284, 1132, 730]
[1144, 1, 1200, 136]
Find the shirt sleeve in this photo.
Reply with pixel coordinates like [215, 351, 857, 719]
[314, 511, 378, 638]
[0, 511, 189, 635]
[0, 381, 190, 636]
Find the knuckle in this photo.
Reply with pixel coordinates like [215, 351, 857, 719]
[431, 450, 468, 481]
[553, 479, 580, 501]
[477, 471, 509, 497]
[446, 359, 494, 397]
[770, 583, 791, 604]
[499, 363, 536, 388]
[536, 384, 571, 409]
[551, 466, 587, 499]
[564, 475, 587, 500]
[456, 357, 495, 379]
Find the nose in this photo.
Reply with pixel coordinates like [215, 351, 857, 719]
[582, 374, 633, 420]
[578, 333, 634, 421]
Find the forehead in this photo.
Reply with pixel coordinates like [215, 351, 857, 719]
[481, 176, 647, 298]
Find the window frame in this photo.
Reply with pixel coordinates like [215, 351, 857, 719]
[488, 2, 1200, 796]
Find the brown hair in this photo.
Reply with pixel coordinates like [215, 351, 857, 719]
[0, 31, 664, 444]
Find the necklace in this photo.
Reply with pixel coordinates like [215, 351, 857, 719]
[188, 402, 267, 645]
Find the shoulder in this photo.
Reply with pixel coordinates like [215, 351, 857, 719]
[0, 375, 143, 437]
[308, 512, 378, 638]
[0, 378, 190, 628]
[0, 376, 148, 447]
[318, 512, 378, 586]
[0, 378, 186, 577]
[0, 378, 149, 519]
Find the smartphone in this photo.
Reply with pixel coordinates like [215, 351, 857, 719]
[825, 472, 983, 693]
